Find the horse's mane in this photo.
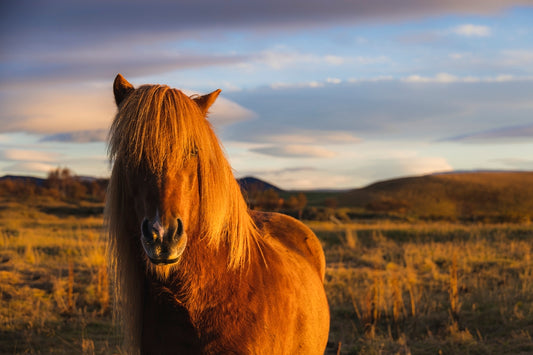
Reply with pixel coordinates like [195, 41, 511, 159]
[105, 84, 261, 346]
[107, 83, 259, 267]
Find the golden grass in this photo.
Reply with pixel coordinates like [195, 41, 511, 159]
[0, 197, 532, 354]
[316, 221, 533, 354]
[0, 198, 117, 354]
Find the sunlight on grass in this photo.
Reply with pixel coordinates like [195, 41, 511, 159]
[315, 221, 533, 354]
[0, 196, 532, 354]
[0, 198, 117, 354]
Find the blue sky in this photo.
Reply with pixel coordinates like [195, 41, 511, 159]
[1, 1, 532, 189]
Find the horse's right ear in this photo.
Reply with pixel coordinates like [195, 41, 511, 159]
[113, 74, 135, 106]
[193, 89, 222, 116]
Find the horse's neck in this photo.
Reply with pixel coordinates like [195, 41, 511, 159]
[176, 238, 257, 313]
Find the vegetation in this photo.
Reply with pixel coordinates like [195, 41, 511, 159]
[0, 196, 115, 354]
[337, 172, 533, 223]
[241, 171, 533, 224]
[0, 168, 107, 204]
[0, 170, 532, 353]
[316, 221, 533, 354]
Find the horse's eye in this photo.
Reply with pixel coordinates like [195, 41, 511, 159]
[190, 147, 199, 157]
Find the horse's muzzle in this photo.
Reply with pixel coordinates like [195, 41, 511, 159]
[141, 217, 187, 265]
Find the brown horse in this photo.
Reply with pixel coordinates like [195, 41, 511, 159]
[106, 74, 330, 354]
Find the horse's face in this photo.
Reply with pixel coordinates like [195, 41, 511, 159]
[112, 74, 221, 267]
[129, 157, 200, 266]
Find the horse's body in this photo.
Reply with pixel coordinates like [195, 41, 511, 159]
[106, 74, 329, 354]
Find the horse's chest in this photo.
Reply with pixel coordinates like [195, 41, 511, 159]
[141, 292, 201, 354]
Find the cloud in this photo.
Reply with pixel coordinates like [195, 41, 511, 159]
[0, 50, 249, 85]
[354, 56, 391, 65]
[41, 130, 108, 143]
[192, 95, 258, 126]
[247, 130, 360, 145]
[451, 24, 492, 37]
[2, 162, 57, 174]
[224, 78, 533, 144]
[0, 149, 60, 162]
[1, 1, 523, 47]
[327, 78, 342, 84]
[401, 73, 528, 84]
[501, 50, 533, 66]
[270, 81, 325, 90]
[269, 74, 532, 90]
[252, 50, 389, 73]
[254, 49, 319, 70]
[445, 124, 533, 143]
[403, 73, 462, 83]
[2, 1, 525, 86]
[252, 144, 337, 158]
[0, 84, 115, 135]
[0, 82, 257, 139]
[324, 56, 345, 65]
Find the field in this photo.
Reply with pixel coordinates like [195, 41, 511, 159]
[0, 198, 117, 354]
[0, 196, 532, 354]
[317, 221, 533, 354]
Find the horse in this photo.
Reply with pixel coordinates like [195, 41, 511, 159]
[106, 74, 330, 354]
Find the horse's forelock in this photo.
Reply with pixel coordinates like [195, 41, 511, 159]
[108, 85, 202, 174]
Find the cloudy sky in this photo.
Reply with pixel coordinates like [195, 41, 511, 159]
[1, 1, 532, 189]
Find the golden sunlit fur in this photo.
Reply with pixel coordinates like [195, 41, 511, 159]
[105, 74, 329, 354]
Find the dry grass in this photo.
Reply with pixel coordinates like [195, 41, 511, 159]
[315, 221, 533, 354]
[1, 197, 532, 354]
[0, 198, 118, 354]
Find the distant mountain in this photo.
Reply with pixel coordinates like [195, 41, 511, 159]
[0, 174, 282, 193]
[337, 171, 533, 221]
[237, 176, 283, 193]
[0, 174, 107, 184]
[0, 175, 46, 186]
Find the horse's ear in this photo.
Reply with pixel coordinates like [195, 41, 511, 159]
[193, 89, 221, 115]
[113, 74, 135, 106]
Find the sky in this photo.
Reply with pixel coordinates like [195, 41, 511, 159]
[1, 0, 533, 189]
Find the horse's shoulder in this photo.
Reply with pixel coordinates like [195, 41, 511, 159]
[250, 211, 325, 280]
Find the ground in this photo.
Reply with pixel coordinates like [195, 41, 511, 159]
[0, 197, 532, 354]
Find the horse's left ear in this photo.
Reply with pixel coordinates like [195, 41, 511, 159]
[193, 89, 221, 115]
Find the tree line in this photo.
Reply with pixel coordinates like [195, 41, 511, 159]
[0, 168, 308, 216]
[243, 186, 308, 218]
[0, 168, 107, 202]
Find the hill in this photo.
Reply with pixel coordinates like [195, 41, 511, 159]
[0, 175, 46, 186]
[237, 176, 283, 193]
[337, 171, 533, 221]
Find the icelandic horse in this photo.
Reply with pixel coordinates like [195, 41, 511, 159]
[106, 74, 329, 354]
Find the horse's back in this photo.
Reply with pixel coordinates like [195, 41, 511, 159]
[251, 211, 326, 280]
[250, 211, 329, 354]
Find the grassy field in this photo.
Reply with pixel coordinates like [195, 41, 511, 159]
[315, 221, 533, 354]
[0, 197, 532, 354]
[0, 197, 117, 354]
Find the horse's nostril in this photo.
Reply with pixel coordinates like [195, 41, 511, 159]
[141, 218, 152, 240]
[176, 218, 184, 237]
